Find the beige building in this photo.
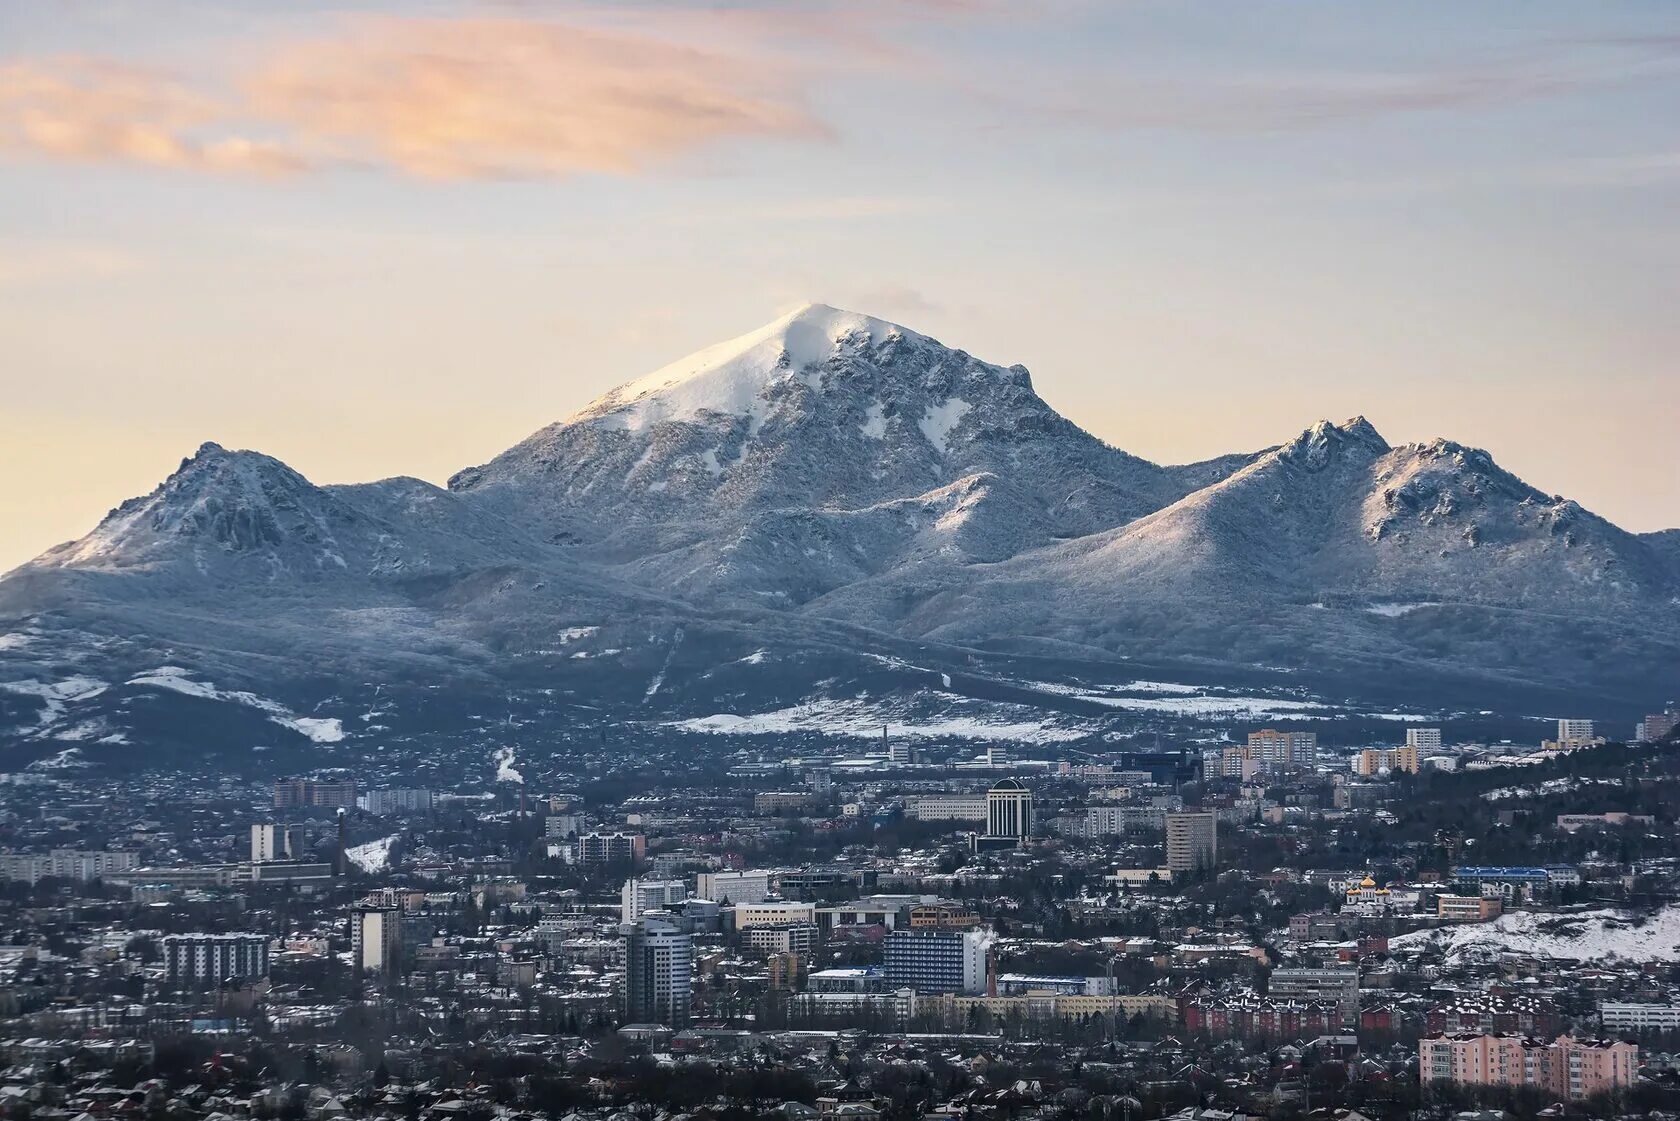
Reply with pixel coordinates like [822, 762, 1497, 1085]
[1353, 746, 1420, 776]
[1165, 811, 1217, 873]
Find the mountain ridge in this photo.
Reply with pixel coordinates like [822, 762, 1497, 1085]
[3, 303, 1676, 762]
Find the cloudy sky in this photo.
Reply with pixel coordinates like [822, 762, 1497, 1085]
[2, 0, 1677, 571]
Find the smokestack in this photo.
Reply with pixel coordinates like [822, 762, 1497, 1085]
[336, 808, 348, 876]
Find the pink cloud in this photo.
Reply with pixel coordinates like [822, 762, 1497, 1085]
[0, 15, 831, 180]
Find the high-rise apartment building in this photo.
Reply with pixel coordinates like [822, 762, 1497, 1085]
[251, 823, 301, 863]
[1248, 730, 1318, 767]
[1638, 709, 1678, 743]
[351, 906, 403, 975]
[621, 877, 687, 923]
[986, 779, 1033, 841]
[359, 788, 435, 815]
[0, 849, 138, 885]
[1165, 811, 1217, 873]
[273, 778, 357, 809]
[1352, 747, 1420, 776]
[883, 926, 992, 994]
[577, 831, 646, 867]
[163, 933, 271, 985]
[622, 913, 693, 1024]
[1406, 727, 1443, 752]
[1269, 966, 1359, 1027]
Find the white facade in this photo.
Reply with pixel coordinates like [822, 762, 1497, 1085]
[1601, 1002, 1680, 1030]
[733, 900, 818, 929]
[623, 913, 692, 1024]
[1406, 727, 1443, 751]
[621, 877, 687, 923]
[905, 794, 988, 822]
[351, 907, 403, 975]
[694, 869, 771, 904]
[251, 823, 300, 863]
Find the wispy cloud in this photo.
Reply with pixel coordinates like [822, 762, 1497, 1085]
[0, 14, 832, 180]
[0, 56, 306, 176]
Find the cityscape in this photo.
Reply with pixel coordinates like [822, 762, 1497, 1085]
[3, 713, 1680, 1121]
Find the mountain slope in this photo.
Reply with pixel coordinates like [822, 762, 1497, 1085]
[449, 303, 1250, 600]
[811, 417, 1679, 705]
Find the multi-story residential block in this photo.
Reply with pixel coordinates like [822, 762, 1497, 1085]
[754, 791, 814, 813]
[577, 831, 645, 866]
[0, 849, 138, 884]
[1419, 1034, 1637, 1100]
[1427, 995, 1560, 1037]
[883, 926, 992, 994]
[1268, 966, 1359, 1028]
[1247, 729, 1317, 767]
[163, 933, 271, 985]
[1601, 1002, 1680, 1031]
[273, 778, 357, 809]
[359, 788, 435, 815]
[1086, 805, 1170, 836]
[1638, 708, 1678, 743]
[1181, 995, 1340, 1039]
[250, 823, 301, 864]
[743, 923, 819, 957]
[1406, 727, 1443, 752]
[1352, 746, 1420, 775]
[1165, 811, 1217, 873]
[622, 913, 692, 1025]
[351, 906, 403, 975]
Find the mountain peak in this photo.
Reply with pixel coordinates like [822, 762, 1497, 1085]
[563, 302, 988, 434]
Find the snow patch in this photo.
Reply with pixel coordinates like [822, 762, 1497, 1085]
[348, 834, 398, 873]
[860, 401, 887, 440]
[1390, 906, 1680, 964]
[918, 398, 972, 455]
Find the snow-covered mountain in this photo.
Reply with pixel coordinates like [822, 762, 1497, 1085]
[2, 304, 1676, 763]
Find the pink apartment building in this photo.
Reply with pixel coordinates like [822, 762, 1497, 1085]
[1420, 1033, 1637, 1100]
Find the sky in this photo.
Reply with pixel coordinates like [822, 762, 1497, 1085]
[2, 0, 1677, 572]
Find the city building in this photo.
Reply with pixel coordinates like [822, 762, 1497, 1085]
[1406, 727, 1443, 752]
[359, 788, 435, 815]
[904, 794, 988, 822]
[351, 906, 403, 975]
[273, 778, 357, 809]
[577, 831, 646, 867]
[1437, 895, 1503, 922]
[1545, 719, 1605, 751]
[1419, 1034, 1637, 1100]
[1269, 966, 1359, 1028]
[621, 877, 687, 923]
[1247, 729, 1317, 768]
[883, 925, 992, 994]
[250, 823, 301, 864]
[1165, 811, 1217, 874]
[1601, 1002, 1680, 1031]
[694, 869, 772, 904]
[622, 913, 692, 1025]
[743, 923, 819, 957]
[1352, 746, 1419, 776]
[1637, 708, 1678, 743]
[1086, 805, 1169, 835]
[1202, 744, 1262, 781]
[1556, 812, 1655, 832]
[0, 849, 138, 884]
[985, 778, 1033, 842]
[732, 900, 818, 929]
[163, 933, 271, 985]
